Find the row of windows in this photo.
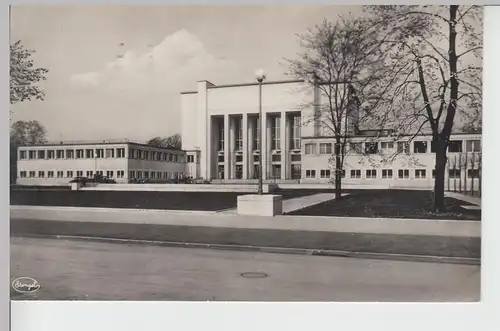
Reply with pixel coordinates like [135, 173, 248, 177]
[19, 147, 184, 163]
[304, 168, 480, 179]
[19, 170, 184, 179]
[304, 139, 481, 156]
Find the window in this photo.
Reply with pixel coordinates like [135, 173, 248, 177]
[364, 142, 378, 154]
[381, 142, 394, 151]
[320, 169, 331, 178]
[319, 143, 332, 155]
[20, 171, 27, 178]
[235, 117, 243, 151]
[397, 142, 409, 154]
[106, 171, 114, 178]
[28, 150, 36, 159]
[76, 149, 84, 159]
[291, 115, 301, 150]
[157, 172, 162, 179]
[253, 117, 260, 151]
[129, 171, 136, 178]
[291, 164, 301, 179]
[432, 169, 436, 178]
[96, 149, 104, 158]
[448, 169, 461, 178]
[415, 169, 426, 179]
[467, 169, 480, 178]
[163, 172, 168, 179]
[218, 119, 225, 152]
[350, 169, 361, 178]
[57, 171, 64, 178]
[448, 140, 463, 153]
[67, 171, 73, 178]
[187, 155, 194, 163]
[382, 169, 393, 179]
[129, 149, 136, 159]
[466, 140, 481, 152]
[413, 141, 428, 153]
[46, 171, 53, 178]
[137, 171, 143, 179]
[305, 143, 317, 155]
[143, 151, 149, 160]
[38, 171, 45, 178]
[56, 150, 64, 158]
[86, 171, 93, 178]
[37, 150, 45, 159]
[66, 149, 74, 159]
[398, 169, 409, 179]
[270, 116, 281, 150]
[96, 170, 103, 176]
[151, 172, 156, 179]
[47, 150, 55, 159]
[168, 153, 173, 162]
[29, 171, 35, 178]
[306, 170, 316, 178]
[137, 150, 143, 159]
[85, 149, 94, 158]
[272, 154, 281, 162]
[19, 151, 27, 159]
[350, 143, 362, 154]
[291, 154, 301, 162]
[76, 170, 83, 177]
[106, 148, 115, 158]
[156, 152, 162, 161]
[117, 148, 126, 158]
[366, 169, 377, 179]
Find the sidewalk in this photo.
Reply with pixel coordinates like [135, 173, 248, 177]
[445, 191, 481, 206]
[10, 205, 481, 261]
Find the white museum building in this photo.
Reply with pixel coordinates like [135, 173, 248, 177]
[181, 78, 482, 190]
[16, 140, 186, 186]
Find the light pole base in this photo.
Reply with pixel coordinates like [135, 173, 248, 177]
[237, 194, 283, 217]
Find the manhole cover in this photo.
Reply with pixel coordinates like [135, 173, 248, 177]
[240, 272, 268, 279]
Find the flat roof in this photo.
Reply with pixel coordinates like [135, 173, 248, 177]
[180, 79, 307, 94]
[17, 140, 184, 152]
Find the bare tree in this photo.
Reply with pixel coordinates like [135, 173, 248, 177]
[287, 17, 395, 199]
[363, 5, 483, 211]
[147, 134, 182, 149]
[10, 40, 49, 105]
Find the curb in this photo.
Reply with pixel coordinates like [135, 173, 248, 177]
[15, 233, 481, 266]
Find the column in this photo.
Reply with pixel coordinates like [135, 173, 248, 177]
[266, 116, 272, 180]
[229, 116, 236, 179]
[242, 114, 248, 179]
[248, 117, 254, 179]
[260, 113, 268, 181]
[224, 114, 230, 180]
[281, 111, 288, 180]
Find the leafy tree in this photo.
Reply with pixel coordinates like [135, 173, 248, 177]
[363, 5, 483, 211]
[146, 134, 182, 149]
[10, 120, 48, 183]
[10, 40, 49, 105]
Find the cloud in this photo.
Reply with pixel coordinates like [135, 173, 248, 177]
[70, 29, 237, 90]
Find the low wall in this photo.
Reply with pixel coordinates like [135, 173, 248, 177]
[81, 183, 279, 193]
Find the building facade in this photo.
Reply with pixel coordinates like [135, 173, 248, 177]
[16, 141, 186, 186]
[181, 79, 482, 189]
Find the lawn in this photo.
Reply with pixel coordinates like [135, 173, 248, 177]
[288, 189, 481, 221]
[9, 188, 323, 211]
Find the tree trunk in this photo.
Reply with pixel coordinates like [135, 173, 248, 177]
[334, 142, 342, 199]
[433, 141, 448, 212]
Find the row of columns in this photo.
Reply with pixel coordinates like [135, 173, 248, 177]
[214, 112, 293, 180]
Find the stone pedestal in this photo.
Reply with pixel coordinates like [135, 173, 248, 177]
[237, 194, 283, 217]
[70, 182, 82, 191]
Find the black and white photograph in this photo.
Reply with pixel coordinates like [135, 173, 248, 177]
[9, 4, 482, 302]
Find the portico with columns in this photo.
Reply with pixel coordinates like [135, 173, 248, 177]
[207, 111, 301, 181]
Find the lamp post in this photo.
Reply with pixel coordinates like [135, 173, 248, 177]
[255, 69, 266, 195]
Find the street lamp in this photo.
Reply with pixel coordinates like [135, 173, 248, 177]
[255, 69, 266, 195]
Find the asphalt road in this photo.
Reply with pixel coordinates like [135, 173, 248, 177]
[10, 237, 480, 302]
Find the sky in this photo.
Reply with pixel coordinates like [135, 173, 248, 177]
[10, 5, 362, 142]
